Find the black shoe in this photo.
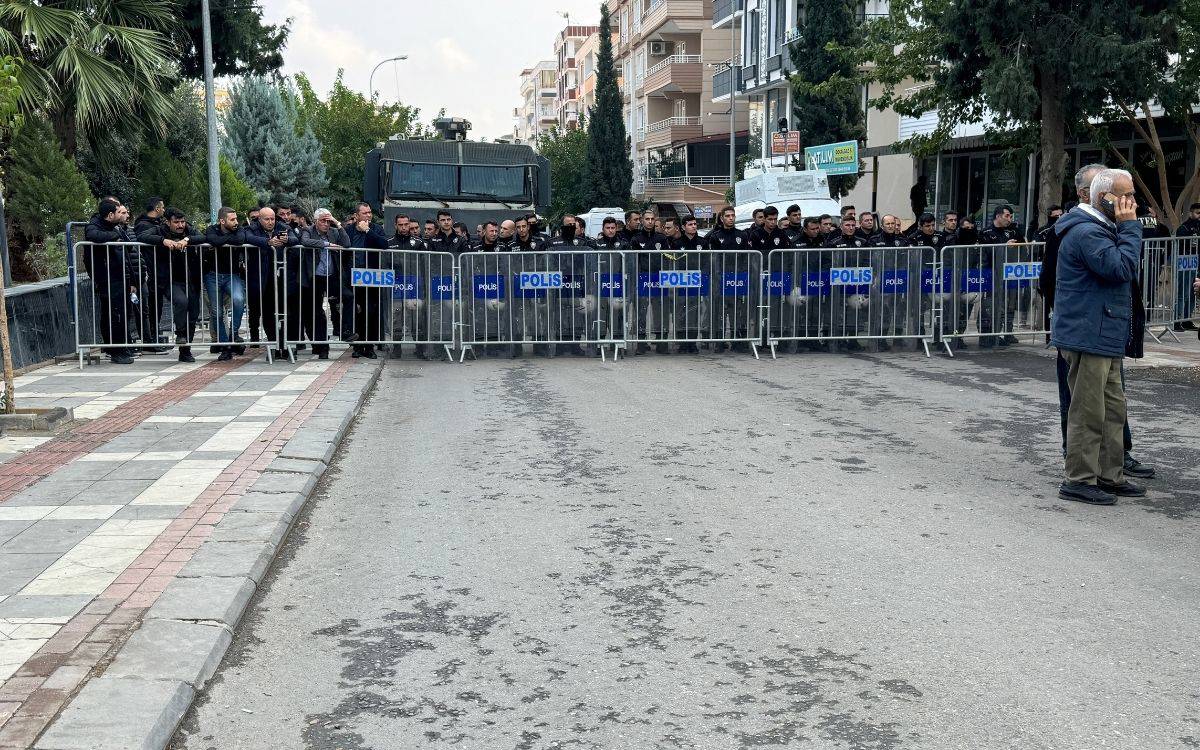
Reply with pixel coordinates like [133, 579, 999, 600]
[232, 345, 246, 355]
[952, 339, 968, 350]
[351, 348, 362, 358]
[1058, 482, 1117, 505]
[1002, 335, 1020, 345]
[1098, 479, 1147, 497]
[313, 345, 330, 358]
[342, 331, 359, 344]
[655, 342, 669, 354]
[1173, 322, 1187, 332]
[178, 348, 196, 363]
[109, 352, 134, 365]
[1182, 321, 1197, 331]
[1123, 456, 1155, 479]
[216, 349, 234, 362]
[361, 347, 378, 360]
[297, 343, 308, 351]
[271, 349, 289, 360]
[140, 346, 170, 354]
[317, 350, 329, 360]
[635, 343, 650, 355]
[210, 345, 221, 354]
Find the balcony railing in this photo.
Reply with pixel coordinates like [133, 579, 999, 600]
[647, 116, 701, 133]
[646, 53, 702, 77]
[713, 0, 743, 26]
[645, 175, 729, 186]
[713, 68, 733, 99]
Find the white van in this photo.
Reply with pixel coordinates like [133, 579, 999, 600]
[733, 168, 841, 230]
[577, 207, 626, 238]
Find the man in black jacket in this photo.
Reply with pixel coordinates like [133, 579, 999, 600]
[825, 216, 872, 352]
[619, 211, 642, 244]
[130, 197, 171, 352]
[705, 206, 752, 352]
[241, 207, 294, 355]
[977, 205, 1027, 347]
[140, 208, 205, 362]
[428, 210, 470, 258]
[203, 207, 251, 361]
[343, 202, 390, 358]
[83, 199, 137, 364]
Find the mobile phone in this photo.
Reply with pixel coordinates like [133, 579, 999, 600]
[1100, 194, 1116, 214]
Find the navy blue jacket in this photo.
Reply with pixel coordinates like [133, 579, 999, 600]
[1050, 207, 1142, 358]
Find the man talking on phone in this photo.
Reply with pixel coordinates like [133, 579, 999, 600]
[1051, 168, 1144, 506]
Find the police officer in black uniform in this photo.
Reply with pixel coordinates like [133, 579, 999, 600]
[977, 204, 1026, 347]
[825, 215, 872, 352]
[704, 206, 752, 352]
[628, 209, 671, 354]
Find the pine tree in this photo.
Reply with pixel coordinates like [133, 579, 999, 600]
[222, 77, 327, 206]
[584, 3, 633, 209]
[7, 119, 94, 244]
[789, 0, 864, 198]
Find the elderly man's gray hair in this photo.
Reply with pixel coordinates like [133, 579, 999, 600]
[1075, 163, 1107, 190]
[313, 208, 333, 220]
[1090, 168, 1132, 207]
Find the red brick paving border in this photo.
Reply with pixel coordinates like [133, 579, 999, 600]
[0, 354, 360, 748]
[0, 358, 253, 504]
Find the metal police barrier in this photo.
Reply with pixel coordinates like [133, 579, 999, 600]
[280, 245, 457, 361]
[1142, 235, 1199, 342]
[765, 246, 938, 357]
[457, 250, 625, 361]
[625, 249, 762, 357]
[937, 242, 1047, 356]
[71, 242, 283, 367]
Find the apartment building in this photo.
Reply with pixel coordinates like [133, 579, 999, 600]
[576, 31, 600, 114]
[608, 0, 749, 212]
[515, 61, 558, 145]
[554, 25, 600, 131]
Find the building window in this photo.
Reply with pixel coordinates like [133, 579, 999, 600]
[747, 10, 760, 66]
[772, 0, 787, 53]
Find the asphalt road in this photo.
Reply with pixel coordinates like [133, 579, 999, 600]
[171, 346, 1200, 750]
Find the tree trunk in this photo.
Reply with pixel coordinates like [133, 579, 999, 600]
[1037, 68, 1066, 227]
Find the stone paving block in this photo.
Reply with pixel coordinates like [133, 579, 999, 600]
[278, 435, 336, 464]
[100, 461, 180, 482]
[64, 480, 154, 505]
[248, 470, 316, 497]
[46, 462, 116, 482]
[266, 456, 327, 476]
[208, 511, 291, 548]
[104, 619, 231, 689]
[178, 540, 276, 585]
[230, 492, 306, 522]
[111, 505, 184, 521]
[33, 676, 193, 750]
[0, 596, 93, 620]
[147, 576, 255, 629]
[0, 520, 106, 554]
[0, 521, 35, 546]
[0, 553, 61, 595]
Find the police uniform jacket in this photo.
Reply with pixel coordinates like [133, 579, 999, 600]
[509, 234, 547, 252]
[1176, 217, 1200, 237]
[428, 230, 469, 258]
[872, 232, 910, 248]
[595, 235, 630, 250]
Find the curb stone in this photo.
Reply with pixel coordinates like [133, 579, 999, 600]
[31, 357, 382, 750]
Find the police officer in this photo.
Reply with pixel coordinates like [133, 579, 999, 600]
[498, 219, 517, 248]
[784, 204, 805, 245]
[856, 211, 882, 244]
[594, 217, 630, 351]
[1034, 206, 1064, 243]
[429, 210, 469, 258]
[343, 202, 390, 359]
[749, 207, 792, 351]
[825, 216, 872, 352]
[653, 216, 705, 354]
[705, 206, 752, 352]
[387, 215, 441, 360]
[628, 209, 671, 354]
[548, 214, 596, 356]
[507, 215, 552, 355]
[978, 204, 1026, 347]
[872, 214, 917, 349]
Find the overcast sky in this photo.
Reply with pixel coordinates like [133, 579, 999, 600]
[260, 0, 604, 140]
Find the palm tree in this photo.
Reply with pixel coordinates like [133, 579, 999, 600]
[0, 0, 176, 155]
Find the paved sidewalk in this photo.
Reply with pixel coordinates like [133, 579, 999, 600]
[0, 348, 382, 749]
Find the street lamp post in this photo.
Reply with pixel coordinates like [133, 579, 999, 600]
[368, 56, 409, 102]
[200, 0, 219, 224]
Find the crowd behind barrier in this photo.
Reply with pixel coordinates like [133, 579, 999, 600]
[67, 199, 1200, 368]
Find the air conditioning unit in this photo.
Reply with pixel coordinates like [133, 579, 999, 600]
[649, 40, 673, 56]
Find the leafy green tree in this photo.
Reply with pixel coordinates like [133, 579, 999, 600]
[789, 0, 864, 197]
[852, 0, 1171, 223]
[293, 71, 422, 217]
[7, 118, 93, 246]
[1088, 0, 1199, 230]
[215, 156, 258, 216]
[537, 126, 589, 223]
[584, 3, 632, 208]
[223, 77, 327, 206]
[0, 0, 177, 155]
[172, 0, 289, 79]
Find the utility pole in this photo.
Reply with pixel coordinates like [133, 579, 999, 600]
[201, 0, 220, 223]
[729, 2, 739, 188]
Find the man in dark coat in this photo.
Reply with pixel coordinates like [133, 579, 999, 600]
[1051, 168, 1145, 505]
[139, 208, 205, 362]
[342, 202, 390, 358]
[241, 206, 295, 355]
[83, 199, 137, 363]
[203, 207, 251, 361]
